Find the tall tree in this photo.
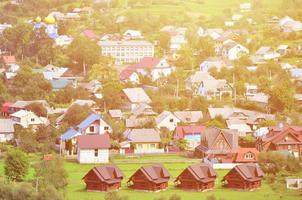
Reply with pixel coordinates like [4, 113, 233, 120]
[4, 149, 29, 182]
[67, 36, 101, 74]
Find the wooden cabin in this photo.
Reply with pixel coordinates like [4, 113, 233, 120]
[127, 164, 170, 191]
[82, 165, 124, 192]
[175, 163, 216, 191]
[222, 164, 264, 190]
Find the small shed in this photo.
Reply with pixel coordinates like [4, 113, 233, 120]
[127, 164, 170, 191]
[175, 163, 216, 191]
[222, 164, 264, 190]
[83, 165, 124, 192]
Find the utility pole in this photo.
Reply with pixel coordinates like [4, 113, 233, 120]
[233, 73, 236, 103]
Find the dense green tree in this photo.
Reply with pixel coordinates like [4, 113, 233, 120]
[67, 36, 101, 74]
[34, 156, 68, 190]
[101, 82, 124, 109]
[63, 104, 93, 126]
[25, 103, 47, 117]
[4, 148, 29, 182]
[87, 62, 118, 82]
[268, 84, 295, 113]
[159, 32, 171, 53]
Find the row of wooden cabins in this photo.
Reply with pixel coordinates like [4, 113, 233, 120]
[82, 163, 264, 192]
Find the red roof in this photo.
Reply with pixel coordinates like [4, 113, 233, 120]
[1, 56, 16, 65]
[83, 30, 98, 40]
[1, 102, 12, 113]
[77, 134, 110, 149]
[119, 57, 161, 80]
[233, 148, 259, 163]
[175, 125, 205, 140]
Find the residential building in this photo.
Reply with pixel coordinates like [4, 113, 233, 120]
[221, 41, 249, 60]
[127, 164, 170, 191]
[256, 126, 302, 157]
[156, 111, 181, 131]
[0, 119, 15, 142]
[194, 128, 238, 161]
[233, 148, 259, 163]
[174, 125, 205, 150]
[174, 111, 203, 124]
[122, 128, 164, 154]
[175, 163, 216, 191]
[9, 110, 48, 128]
[121, 88, 152, 111]
[120, 57, 175, 83]
[222, 164, 264, 190]
[82, 165, 124, 192]
[77, 134, 110, 164]
[98, 40, 154, 65]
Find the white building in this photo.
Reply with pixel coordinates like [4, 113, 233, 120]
[77, 134, 110, 164]
[98, 40, 154, 65]
[155, 111, 181, 131]
[10, 110, 48, 128]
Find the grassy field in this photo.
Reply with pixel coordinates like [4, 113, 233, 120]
[0, 154, 300, 200]
[119, 0, 284, 18]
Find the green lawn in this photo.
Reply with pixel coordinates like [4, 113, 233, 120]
[0, 154, 300, 200]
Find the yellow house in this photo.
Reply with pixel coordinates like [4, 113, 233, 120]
[123, 129, 164, 154]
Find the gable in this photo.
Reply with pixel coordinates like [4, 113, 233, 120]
[210, 132, 231, 150]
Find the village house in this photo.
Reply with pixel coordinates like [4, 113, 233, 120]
[278, 16, 302, 32]
[123, 29, 143, 39]
[199, 57, 233, 72]
[226, 119, 252, 136]
[99, 40, 154, 65]
[240, 3, 252, 12]
[82, 165, 124, 192]
[175, 163, 216, 191]
[127, 164, 170, 191]
[5, 100, 52, 116]
[174, 111, 203, 124]
[233, 148, 259, 163]
[120, 57, 174, 83]
[0, 55, 16, 68]
[9, 110, 49, 128]
[60, 113, 112, 156]
[77, 134, 110, 164]
[286, 178, 302, 190]
[185, 71, 233, 100]
[221, 41, 249, 60]
[255, 46, 280, 60]
[122, 128, 164, 154]
[108, 109, 123, 120]
[121, 88, 152, 111]
[194, 128, 238, 162]
[0, 119, 15, 142]
[156, 111, 181, 131]
[222, 164, 264, 190]
[174, 125, 205, 150]
[277, 44, 292, 56]
[207, 107, 275, 131]
[256, 126, 302, 157]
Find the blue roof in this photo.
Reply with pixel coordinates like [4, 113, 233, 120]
[61, 128, 79, 141]
[77, 113, 100, 131]
[290, 68, 302, 78]
[50, 79, 72, 90]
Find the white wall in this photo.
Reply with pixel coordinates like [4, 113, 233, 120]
[77, 149, 109, 164]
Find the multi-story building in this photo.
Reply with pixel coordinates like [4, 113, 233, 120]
[98, 40, 154, 65]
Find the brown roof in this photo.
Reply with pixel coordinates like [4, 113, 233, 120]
[176, 163, 216, 183]
[196, 128, 238, 154]
[77, 134, 110, 149]
[83, 165, 124, 184]
[128, 164, 170, 184]
[1, 56, 16, 65]
[261, 126, 302, 145]
[233, 148, 259, 163]
[223, 164, 264, 182]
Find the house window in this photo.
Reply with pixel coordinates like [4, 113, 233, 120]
[288, 145, 292, 150]
[169, 118, 174, 123]
[89, 126, 94, 132]
[150, 144, 156, 149]
[31, 118, 35, 122]
[244, 152, 254, 160]
[137, 144, 143, 149]
[94, 149, 98, 157]
[104, 126, 109, 130]
[285, 137, 289, 141]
